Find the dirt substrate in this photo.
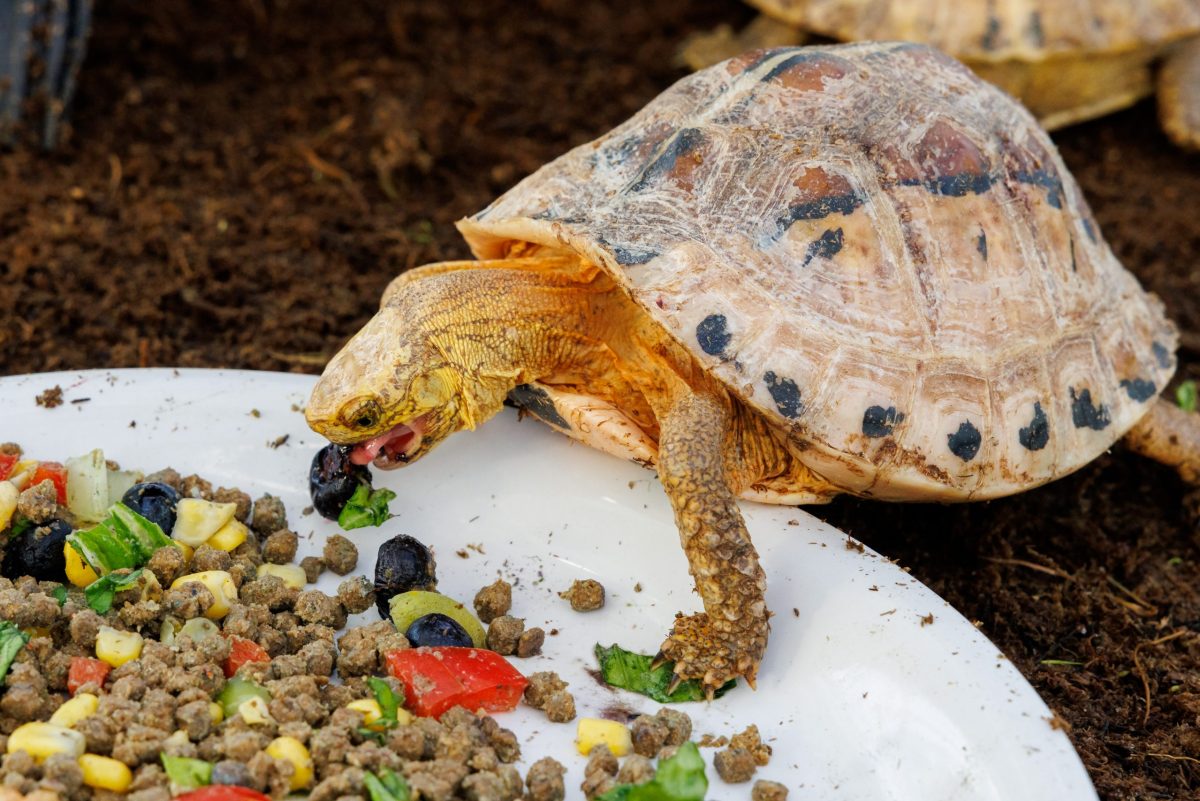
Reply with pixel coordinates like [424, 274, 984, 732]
[1, 1, 1199, 797]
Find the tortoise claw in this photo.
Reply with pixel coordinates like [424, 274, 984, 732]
[665, 673, 684, 695]
[650, 651, 669, 672]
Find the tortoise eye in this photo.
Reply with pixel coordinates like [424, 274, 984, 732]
[344, 399, 382, 430]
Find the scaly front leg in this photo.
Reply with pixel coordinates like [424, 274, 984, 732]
[654, 391, 769, 696]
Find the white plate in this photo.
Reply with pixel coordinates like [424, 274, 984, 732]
[0, 369, 1097, 801]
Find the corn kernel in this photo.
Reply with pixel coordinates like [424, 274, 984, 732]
[6, 461, 37, 491]
[63, 542, 99, 587]
[346, 698, 383, 728]
[176, 542, 195, 563]
[209, 702, 225, 724]
[6, 722, 85, 762]
[266, 736, 313, 790]
[238, 696, 272, 725]
[575, 718, 632, 757]
[0, 482, 17, 531]
[206, 518, 249, 552]
[172, 499, 237, 546]
[48, 693, 98, 728]
[78, 754, 132, 791]
[95, 626, 143, 668]
[256, 563, 307, 590]
[170, 570, 238, 619]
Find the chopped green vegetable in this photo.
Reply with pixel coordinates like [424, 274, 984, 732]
[598, 742, 707, 801]
[50, 586, 68, 606]
[594, 644, 735, 703]
[338, 485, 396, 530]
[7, 517, 32, 540]
[364, 768, 410, 801]
[161, 755, 212, 791]
[1177, 380, 1198, 413]
[0, 621, 29, 685]
[84, 569, 144, 614]
[215, 677, 271, 719]
[67, 503, 177, 574]
[368, 676, 401, 727]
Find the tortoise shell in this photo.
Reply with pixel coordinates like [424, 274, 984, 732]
[457, 42, 1178, 502]
[747, 0, 1200, 61]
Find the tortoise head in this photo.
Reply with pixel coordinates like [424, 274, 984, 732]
[305, 305, 464, 470]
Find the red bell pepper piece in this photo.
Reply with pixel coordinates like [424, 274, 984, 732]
[175, 788, 271, 801]
[67, 656, 111, 695]
[223, 636, 270, 678]
[0, 454, 17, 481]
[30, 462, 67, 505]
[385, 646, 528, 719]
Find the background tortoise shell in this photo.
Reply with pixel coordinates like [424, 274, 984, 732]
[457, 42, 1178, 502]
[747, 0, 1200, 62]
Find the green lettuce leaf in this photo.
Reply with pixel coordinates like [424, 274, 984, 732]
[84, 569, 144, 614]
[598, 742, 708, 801]
[595, 644, 735, 703]
[160, 755, 212, 790]
[0, 621, 29, 685]
[368, 676, 401, 726]
[67, 503, 176, 574]
[338, 485, 396, 530]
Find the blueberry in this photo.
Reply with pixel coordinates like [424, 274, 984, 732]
[310, 444, 371, 520]
[2, 519, 72, 581]
[121, 482, 181, 535]
[374, 534, 437, 618]
[405, 613, 473, 648]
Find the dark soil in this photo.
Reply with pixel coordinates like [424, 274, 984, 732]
[2, 1, 1199, 797]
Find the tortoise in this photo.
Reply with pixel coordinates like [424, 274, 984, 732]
[305, 42, 1200, 694]
[681, 0, 1200, 150]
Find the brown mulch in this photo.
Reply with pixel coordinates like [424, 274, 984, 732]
[2, 1, 1199, 797]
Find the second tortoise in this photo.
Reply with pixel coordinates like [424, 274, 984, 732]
[306, 42, 1200, 694]
[683, 0, 1200, 150]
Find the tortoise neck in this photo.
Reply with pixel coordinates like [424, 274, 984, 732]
[414, 260, 613, 423]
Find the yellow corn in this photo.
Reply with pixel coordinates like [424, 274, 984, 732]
[206, 518, 249, 552]
[176, 542, 195, 563]
[575, 718, 632, 757]
[266, 736, 313, 790]
[6, 460, 37, 491]
[78, 754, 132, 791]
[172, 499, 237, 546]
[238, 696, 272, 725]
[0, 481, 17, 531]
[48, 693, 98, 728]
[170, 570, 238, 619]
[95, 626, 143, 668]
[209, 702, 225, 724]
[344, 697, 413, 729]
[346, 698, 383, 728]
[256, 563, 307, 590]
[64, 542, 99, 587]
[6, 722, 85, 762]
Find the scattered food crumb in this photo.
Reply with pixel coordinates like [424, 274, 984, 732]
[323, 533, 358, 575]
[920, 613, 935, 626]
[486, 615, 525, 655]
[474, 579, 513, 623]
[250, 408, 261, 417]
[792, 608, 799, 617]
[268, 433, 289, 449]
[845, 537, 864, 553]
[752, 779, 789, 801]
[786, 519, 798, 526]
[730, 724, 772, 766]
[696, 734, 728, 748]
[713, 746, 757, 783]
[35, 385, 63, 408]
[517, 627, 545, 657]
[456, 549, 469, 559]
[633, 582, 642, 593]
[559, 578, 605, 612]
